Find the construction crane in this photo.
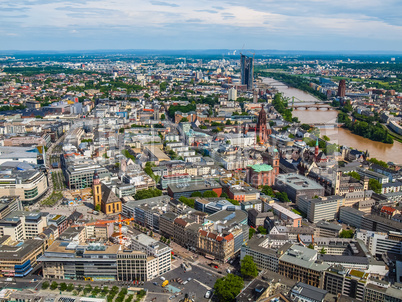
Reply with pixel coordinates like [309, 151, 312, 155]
[70, 214, 134, 245]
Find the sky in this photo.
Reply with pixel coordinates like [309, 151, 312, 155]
[1, 0, 402, 51]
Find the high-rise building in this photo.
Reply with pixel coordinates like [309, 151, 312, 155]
[228, 88, 237, 101]
[253, 89, 258, 103]
[240, 54, 253, 90]
[337, 79, 346, 98]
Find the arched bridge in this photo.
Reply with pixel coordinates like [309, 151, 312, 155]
[292, 104, 334, 110]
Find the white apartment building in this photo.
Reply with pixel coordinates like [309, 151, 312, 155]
[130, 233, 172, 280]
[356, 230, 402, 256]
[0, 211, 47, 241]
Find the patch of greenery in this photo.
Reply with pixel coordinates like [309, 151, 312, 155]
[178, 196, 195, 208]
[338, 112, 393, 144]
[240, 255, 258, 279]
[134, 188, 162, 200]
[340, 229, 354, 238]
[214, 274, 244, 302]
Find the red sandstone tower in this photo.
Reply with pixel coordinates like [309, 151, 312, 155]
[257, 105, 269, 144]
[338, 79, 346, 98]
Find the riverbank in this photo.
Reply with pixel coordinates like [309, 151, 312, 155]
[258, 71, 328, 101]
[381, 124, 402, 144]
[262, 77, 402, 164]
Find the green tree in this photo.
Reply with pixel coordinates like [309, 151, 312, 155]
[42, 281, 50, 290]
[67, 284, 75, 292]
[92, 286, 101, 296]
[369, 158, 388, 168]
[241, 255, 259, 279]
[340, 229, 354, 238]
[322, 135, 330, 141]
[257, 226, 267, 235]
[227, 198, 239, 205]
[307, 243, 314, 249]
[77, 285, 83, 293]
[178, 196, 195, 208]
[249, 228, 256, 239]
[160, 113, 166, 120]
[50, 281, 58, 290]
[346, 171, 361, 181]
[319, 247, 327, 255]
[261, 185, 275, 197]
[85, 284, 93, 291]
[300, 124, 311, 131]
[214, 274, 244, 302]
[275, 191, 290, 202]
[180, 117, 189, 122]
[160, 82, 168, 91]
[95, 204, 101, 212]
[220, 192, 229, 198]
[101, 287, 109, 296]
[202, 190, 218, 198]
[59, 282, 67, 291]
[369, 178, 382, 194]
[190, 191, 202, 197]
[119, 127, 125, 133]
[134, 188, 162, 200]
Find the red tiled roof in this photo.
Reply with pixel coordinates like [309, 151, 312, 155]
[224, 233, 234, 241]
[174, 218, 188, 227]
[381, 206, 396, 214]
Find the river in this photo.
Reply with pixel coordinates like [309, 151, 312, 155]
[263, 78, 402, 164]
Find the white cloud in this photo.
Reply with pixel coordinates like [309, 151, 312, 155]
[0, 0, 401, 50]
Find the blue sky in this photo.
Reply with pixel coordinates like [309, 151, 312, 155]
[1, 0, 401, 51]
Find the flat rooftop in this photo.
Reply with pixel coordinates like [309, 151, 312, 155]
[276, 173, 324, 191]
[204, 209, 248, 226]
[168, 180, 222, 193]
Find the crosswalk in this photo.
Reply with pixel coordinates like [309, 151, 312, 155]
[193, 279, 211, 291]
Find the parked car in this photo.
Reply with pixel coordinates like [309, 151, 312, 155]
[205, 290, 212, 299]
[153, 282, 158, 286]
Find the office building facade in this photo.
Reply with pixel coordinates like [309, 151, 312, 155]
[240, 54, 254, 90]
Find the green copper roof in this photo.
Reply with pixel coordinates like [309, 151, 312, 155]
[249, 163, 273, 172]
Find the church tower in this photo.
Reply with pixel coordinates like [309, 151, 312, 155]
[93, 170, 102, 210]
[257, 105, 268, 144]
[273, 149, 280, 176]
[334, 170, 342, 195]
[314, 138, 319, 161]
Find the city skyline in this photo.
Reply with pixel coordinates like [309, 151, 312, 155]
[1, 0, 402, 51]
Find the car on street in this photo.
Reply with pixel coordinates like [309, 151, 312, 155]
[153, 282, 158, 286]
[205, 290, 212, 299]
